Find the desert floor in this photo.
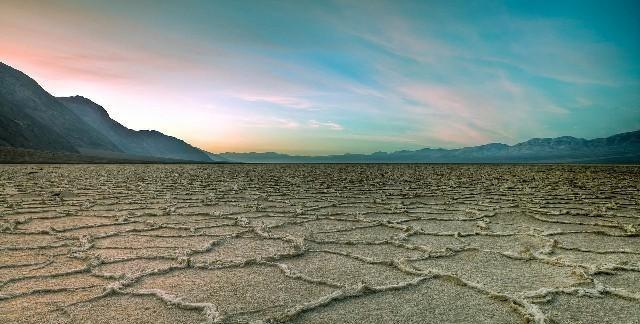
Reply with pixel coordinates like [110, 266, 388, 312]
[0, 164, 639, 323]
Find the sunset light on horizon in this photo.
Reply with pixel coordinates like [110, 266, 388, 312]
[1, 0, 638, 154]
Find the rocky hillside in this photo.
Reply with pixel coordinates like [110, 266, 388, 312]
[59, 96, 211, 162]
[0, 62, 213, 162]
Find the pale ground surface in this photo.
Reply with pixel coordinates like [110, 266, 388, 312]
[0, 164, 639, 324]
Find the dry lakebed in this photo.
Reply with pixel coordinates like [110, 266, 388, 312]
[0, 164, 639, 323]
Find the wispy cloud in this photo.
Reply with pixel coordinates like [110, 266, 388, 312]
[308, 120, 344, 131]
[235, 116, 301, 129]
[239, 95, 318, 110]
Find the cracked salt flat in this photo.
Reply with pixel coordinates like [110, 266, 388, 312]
[0, 164, 639, 323]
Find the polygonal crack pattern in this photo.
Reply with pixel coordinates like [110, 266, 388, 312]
[0, 164, 638, 323]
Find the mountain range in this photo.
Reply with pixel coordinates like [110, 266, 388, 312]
[219, 131, 640, 163]
[0, 62, 215, 162]
[1, 61, 639, 164]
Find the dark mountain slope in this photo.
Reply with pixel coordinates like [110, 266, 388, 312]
[0, 62, 121, 153]
[58, 96, 212, 162]
[0, 62, 213, 162]
[0, 100, 76, 152]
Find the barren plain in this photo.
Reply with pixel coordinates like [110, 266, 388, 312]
[0, 164, 639, 324]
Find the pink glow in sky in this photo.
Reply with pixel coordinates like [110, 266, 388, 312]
[1, 0, 638, 154]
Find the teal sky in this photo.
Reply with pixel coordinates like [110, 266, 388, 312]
[1, 0, 639, 154]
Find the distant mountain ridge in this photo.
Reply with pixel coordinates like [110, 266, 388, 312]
[219, 130, 640, 163]
[0, 62, 214, 162]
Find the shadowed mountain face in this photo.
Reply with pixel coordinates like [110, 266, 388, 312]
[0, 62, 213, 162]
[58, 96, 211, 162]
[220, 131, 640, 163]
[0, 62, 121, 153]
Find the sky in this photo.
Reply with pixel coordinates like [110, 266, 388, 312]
[1, 0, 639, 154]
